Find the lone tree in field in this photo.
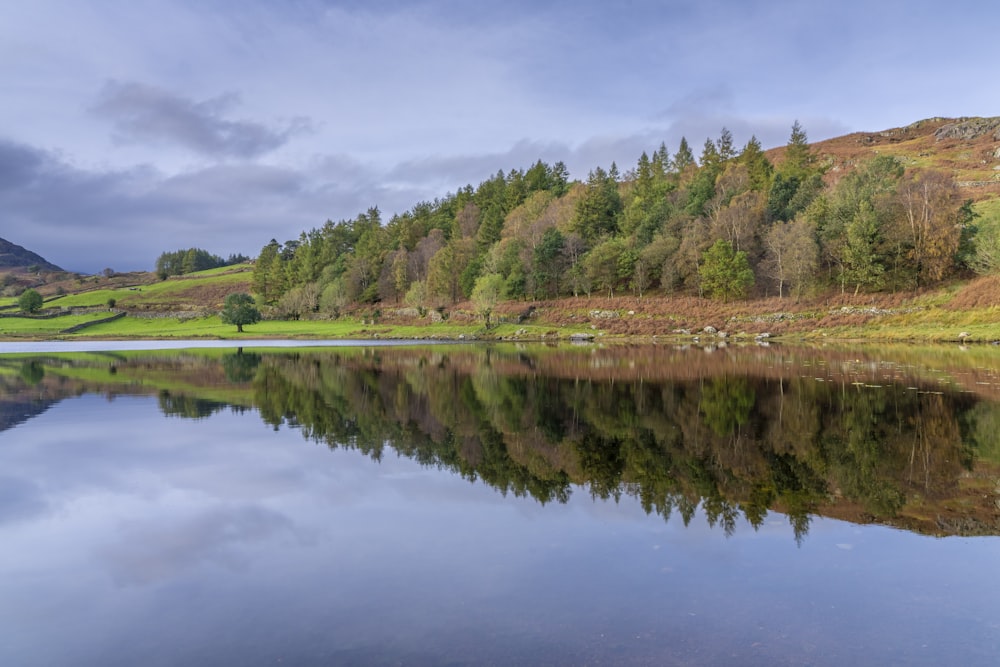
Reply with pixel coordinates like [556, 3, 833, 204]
[220, 293, 261, 332]
[18, 288, 43, 314]
[699, 239, 754, 302]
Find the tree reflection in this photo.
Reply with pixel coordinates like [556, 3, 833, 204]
[239, 346, 993, 540]
[4, 344, 999, 540]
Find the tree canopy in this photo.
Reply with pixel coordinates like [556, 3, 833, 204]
[18, 288, 43, 313]
[241, 124, 977, 318]
[220, 293, 261, 332]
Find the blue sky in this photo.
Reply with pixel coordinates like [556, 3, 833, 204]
[2, 0, 998, 273]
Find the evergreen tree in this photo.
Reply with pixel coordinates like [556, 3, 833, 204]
[740, 135, 773, 192]
[573, 166, 623, 241]
[253, 239, 283, 305]
[716, 127, 736, 161]
[781, 120, 816, 178]
[673, 137, 695, 174]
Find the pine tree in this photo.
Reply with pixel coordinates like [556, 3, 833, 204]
[740, 135, 773, 191]
[674, 137, 695, 173]
[782, 120, 816, 178]
[716, 127, 736, 161]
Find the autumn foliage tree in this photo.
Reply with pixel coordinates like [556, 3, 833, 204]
[244, 123, 980, 312]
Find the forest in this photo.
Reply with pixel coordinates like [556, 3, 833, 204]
[247, 122, 982, 320]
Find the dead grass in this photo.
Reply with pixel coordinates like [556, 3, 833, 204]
[943, 274, 1000, 310]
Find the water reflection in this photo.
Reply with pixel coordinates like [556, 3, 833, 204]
[2, 343, 999, 541]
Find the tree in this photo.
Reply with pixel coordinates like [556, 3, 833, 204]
[18, 288, 43, 314]
[673, 137, 696, 175]
[220, 293, 261, 332]
[740, 135, 773, 192]
[716, 127, 736, 161]
[531, 227, 565, 298]
[699, 239, 754, 302]
[585, 238, 628, 298]
[573, 166, 623, 241]
[896, 171, 965, 286]
[253, 239, 284, 305]
[844, 202, 885, 294]
[471, 273, 505, 328]
[763, 218, 818, 299]
[781, 120, 816, 178]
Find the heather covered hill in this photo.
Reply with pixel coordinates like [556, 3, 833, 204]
[0, 237, 62, 272]
[773, 116, 1000, 200]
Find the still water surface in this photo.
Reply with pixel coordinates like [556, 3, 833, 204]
[1, 343, 998, 665]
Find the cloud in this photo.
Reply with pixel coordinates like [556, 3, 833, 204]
[0, 135, 427, 273]
[90, 81, 310, 159]
[0, 474, 50, 524]
[99, 505, 295, 585]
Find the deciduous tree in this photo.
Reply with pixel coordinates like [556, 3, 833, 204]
[18, 288, 43, 313]
[220, 293, 261, 332]
[699, 239, 754, 302]
[471, 273, 505, 328]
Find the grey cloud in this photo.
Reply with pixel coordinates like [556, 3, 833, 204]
[100, 505, 295, 586]
[90, 81, 310, 159]
[0, 474, 50, 524]
[0, 139, 47, 191]
[0, 136, 426, 273]
[386, 139, 572, 188]
[659, 86, 736, 121]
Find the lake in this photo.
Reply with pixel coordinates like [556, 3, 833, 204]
[1, 342, 998, 666]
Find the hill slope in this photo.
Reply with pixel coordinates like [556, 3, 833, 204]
[766, 116, 1000, 201]
[0, 237, 63, 272]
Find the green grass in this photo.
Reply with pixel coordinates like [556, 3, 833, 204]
[26, 314, 481, 339]
[0, 308, 593, 341]
[42, 289, 123, 308]
[2, 264, 254, 312]
[0, 313, 126, 336]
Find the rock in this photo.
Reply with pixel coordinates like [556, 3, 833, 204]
[755, 332, 771, 339]
[569, 333, 595, 341]
[703, 325, 718, 334]
[934, 117, 1000, 141]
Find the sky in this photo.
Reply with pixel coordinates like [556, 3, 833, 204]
[2, 0, 999, 274]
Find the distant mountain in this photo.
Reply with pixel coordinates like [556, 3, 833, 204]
[0, 237, 63, 272]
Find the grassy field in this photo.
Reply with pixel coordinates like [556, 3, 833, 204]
[5, 263, 1000, 343]
[0, 312, 127, 336]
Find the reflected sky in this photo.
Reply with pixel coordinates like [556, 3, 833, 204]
[1, 394, 998, 666]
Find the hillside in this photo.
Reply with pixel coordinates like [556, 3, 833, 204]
[5, 115, 1000, 345]
[0, 237, 63, 272]
[767, 116, 1000, 202]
